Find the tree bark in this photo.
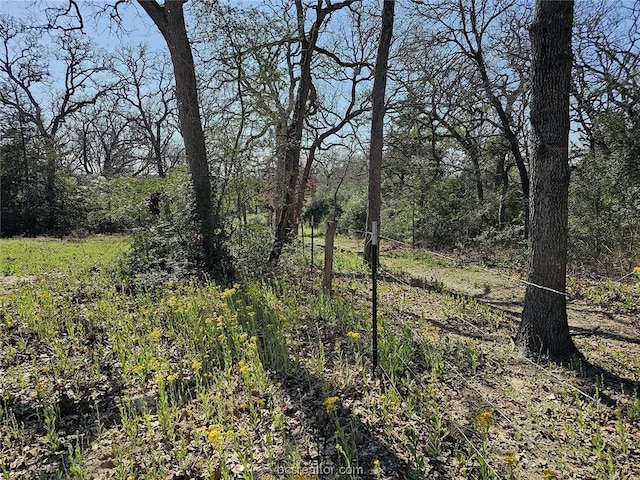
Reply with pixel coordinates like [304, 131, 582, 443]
[269, 1, 319, 262]
[269, 0, 359, 263]
[364, 0, 395, 264]
[137, 0, 227, 276]
[517, 0, 577, 360]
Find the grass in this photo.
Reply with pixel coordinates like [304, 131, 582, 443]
[0, 236, 129, 276]
[1, 235, 639, 479]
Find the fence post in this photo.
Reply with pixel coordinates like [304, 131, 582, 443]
[371, 221, 379, 376]
[323, 220, 336, 292]
[311, 215, 314, 269]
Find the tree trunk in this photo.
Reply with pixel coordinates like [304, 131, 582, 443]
[516, 0, 577, 360]
[153, 121, 165, 177]
[269, 0, 359, 262]
[364, 0, 395, 264]
[137, 0, 227, 276]
[269, 1, 321, 263]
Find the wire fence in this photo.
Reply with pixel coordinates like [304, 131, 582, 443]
[299, 226, 623, 477]
[302, 227, 612, 407]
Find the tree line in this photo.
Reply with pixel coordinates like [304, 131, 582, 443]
[1, 0, 638, 359]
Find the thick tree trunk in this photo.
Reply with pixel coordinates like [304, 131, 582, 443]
[137, 0, 227, 276]
[517, 0, 577, 360]
[364, 0, 395, 264]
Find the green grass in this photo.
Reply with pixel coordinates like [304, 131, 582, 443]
[0, 235, 129, 276]
[1, 236, 638, 479]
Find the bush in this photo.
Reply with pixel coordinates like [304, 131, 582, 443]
[230, 217, 273, 278]
[337, 193, 367, 237]
[117, 167, 235, 288]
[302, 194, 335, 225]
[569, 151, 640, 273]
[0, 129, 86, 237]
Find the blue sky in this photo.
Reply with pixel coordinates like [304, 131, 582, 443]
[0, 0, 166, 54]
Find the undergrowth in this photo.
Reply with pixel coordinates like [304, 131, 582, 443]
[0, 236, 639, 479]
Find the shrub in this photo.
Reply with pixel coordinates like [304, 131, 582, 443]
[337, 193, 367, 237]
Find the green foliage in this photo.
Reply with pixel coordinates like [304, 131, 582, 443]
[569, 129, 640, 272]
[79, 175, 167, 234]
[0, 125, 174, 237]
[594, 111, 640, 185]
[230, 217, 273, 278]
[384, 176, 483, 249]
[0, 128, 83, 237]
[337, 193, 367, 237]
[302, 193, 335, 224]
[117, 168, 233, 287]
[119, 221, 206, 288]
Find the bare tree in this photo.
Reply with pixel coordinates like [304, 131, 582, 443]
[115, 44, 177, 177]
[0, 16, 111, 230]
[66, 97, 141, 176]
[412, 0, 531, 236]
[293, 4, 374, 226]
[269, 0, 360, 262]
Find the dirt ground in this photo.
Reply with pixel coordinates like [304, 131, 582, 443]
[326, 238, 640, 478]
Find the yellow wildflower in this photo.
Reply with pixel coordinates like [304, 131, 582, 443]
[238, 359, 251, 376]
[166, 374, 176, 382]
[203, 424, 225, 448]
[149, 328, 162, 341]
[347, 331, 361, 340]
[35, 380, 52, 398]
[220, 287, 236, 299]
[633, 266, 640, 276]
[191, 359, 202, 371]
[475, 410, 494, 431]
[166, 295, 178, 308]
[153, 373, 165, 386]
[131, 364, 144, 375]
[323, 396, 339, 412]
